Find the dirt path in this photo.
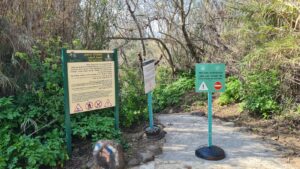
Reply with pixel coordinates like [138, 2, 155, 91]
[131, 113, 296, 169]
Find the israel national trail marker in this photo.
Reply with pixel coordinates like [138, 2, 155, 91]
[142, 59, 164, 140]
[61, 49, 120, 156]
[195, 63, 226, 160]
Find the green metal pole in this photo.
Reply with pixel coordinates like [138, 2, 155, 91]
[113, 49, 119, 130]
[61, 48, 72, 156]
[208, 92, 213, 147]
[147, 92, 154, 129]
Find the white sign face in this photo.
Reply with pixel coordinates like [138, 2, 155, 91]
[199, 82, 208, 91]
[67, 62, 115, 114]
[143, 61, 156, 94]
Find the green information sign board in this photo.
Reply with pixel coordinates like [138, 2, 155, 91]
[195, 63, 226, 161]
[195, 63, 225, 93]
[61, 49, 120, 156]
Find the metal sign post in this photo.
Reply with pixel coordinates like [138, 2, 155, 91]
[113, 49, 120, 130]
[142, 59, 164, 140]
[195, 63, 226, 161]
[61, 49, 120, 156]
[143, 59, 156, 130]
[61, 48, 72, 156]
[147, 92, 154, 129]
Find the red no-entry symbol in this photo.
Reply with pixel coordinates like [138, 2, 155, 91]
[214, 81, 222, 90]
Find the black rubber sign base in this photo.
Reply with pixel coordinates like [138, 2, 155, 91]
[195, 145, 225, 161]
[144, 125, 165, 141]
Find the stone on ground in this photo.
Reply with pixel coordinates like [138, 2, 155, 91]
[146, 145, 162, 156]
[127, 158, 141, 167]
[93, 140, 125, 169]
[138, 151, 155, 163]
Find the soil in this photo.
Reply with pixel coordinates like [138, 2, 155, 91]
[122, 120, 165, 167]
[65, 139, 94, 169]
[65, 120, 165, 169]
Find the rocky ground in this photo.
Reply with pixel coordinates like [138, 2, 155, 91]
[122, 121, 165, 167]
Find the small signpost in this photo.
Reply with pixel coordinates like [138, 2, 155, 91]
[142, 59, 164, 140]
[143, 59, 156, 130]
[195, 63, 226, 160]
[61, 49, 120, 156]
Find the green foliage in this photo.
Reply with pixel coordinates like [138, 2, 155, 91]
[224, 0, 300, 117]
[0, 38, 68, 168]
[0, 97, 20, 121]
[297, 105, 300, 114]
[120, 67, 147, 128]
[72, 114, 121, 142]
[242, 70, 280, 118]
[156, 67, 175, 84]
[218, 77, 242, 105]
[0, 37, 121, 168]
[0, 98, 68, 169]
[118, 66, 195, 127]
[154, 75, 194, 112]
[242, 35, 300, 71]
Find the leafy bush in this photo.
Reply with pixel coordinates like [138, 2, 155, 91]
[72, 114, 121, 142]
[224, 0, 300, 116]
[218, 76, 242, 105]
[0, 97, 68, 169]
[118, 66, 196, 127]
[118, 67, 195, 127]
[0, 38, 121, 168]
[154, 75, 194, 112]
[242, 70, 280, 118]
[156, 66, 175, 85]
[119, 67, 147, 128]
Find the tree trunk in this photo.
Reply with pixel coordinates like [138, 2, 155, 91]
[178, 0, 203, 63]
[125, 0, 146, 57]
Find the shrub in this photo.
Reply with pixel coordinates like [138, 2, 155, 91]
[0, 97, 68, 169]
[0, 38, 122, 168]
[154, 75, 194, 112]
[72, 113, 121, 142]
[119, 67, 148, 128]
[242, 70, 280, 118]
[218, 76, 242, 105]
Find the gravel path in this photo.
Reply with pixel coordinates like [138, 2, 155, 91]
[131, 113, 295, 169]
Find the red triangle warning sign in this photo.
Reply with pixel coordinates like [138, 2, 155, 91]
[74, 104, 83, 112]
[199, 82, 208, 91]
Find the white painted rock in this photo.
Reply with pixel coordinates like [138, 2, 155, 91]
[93, 140, 125, 169]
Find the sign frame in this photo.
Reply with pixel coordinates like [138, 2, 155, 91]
[195, 63, 225, 93]
[195, 63, 226, 160]
[143, 59, 156, 94]
[142, 59, 156, 129]
[61, 49, 120, 156]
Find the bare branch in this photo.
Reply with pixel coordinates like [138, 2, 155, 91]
[126, 0, 146, 56]
[109, 36, 173, 69]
